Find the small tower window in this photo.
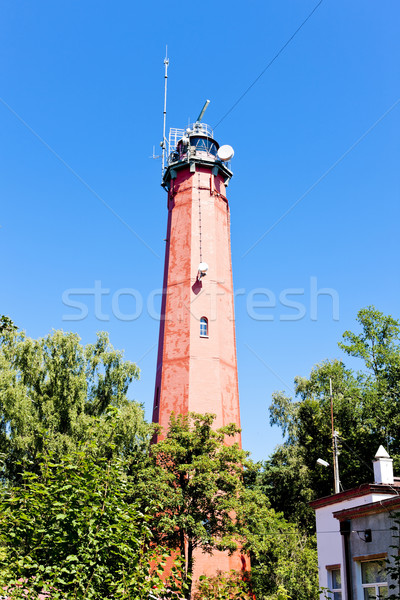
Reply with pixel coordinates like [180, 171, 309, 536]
[200, 317, 208, 337]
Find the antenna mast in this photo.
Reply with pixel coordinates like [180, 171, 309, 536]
[197, 99, 210, 122]
[161, 47, 169, 178]
[330, 378, 341, 494]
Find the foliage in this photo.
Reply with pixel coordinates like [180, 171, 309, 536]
[0, 442, 185, 600]
[0, 325, 150, 483]
[0, 316, 17, 334]
[263, 307, 400, 530]
[339, 306, 400, 380]
[141, 413, 248, 597]
[193, 570, 253, 600]
[140, 413, 318, 600]
[239, 468, 319, 600]
[249, 530, 318, 600]
[0, 318, 322, 598]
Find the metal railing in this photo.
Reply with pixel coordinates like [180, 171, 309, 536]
[189, 122, 214, 138]
[168, 128, 185, 155]
[166, 124, 218, 168]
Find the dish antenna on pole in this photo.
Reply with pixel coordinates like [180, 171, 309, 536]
[217, 145, 234, 162]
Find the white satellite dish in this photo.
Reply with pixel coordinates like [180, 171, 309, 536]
[217, 145, 234, 162]
[198, 262, 209, 277]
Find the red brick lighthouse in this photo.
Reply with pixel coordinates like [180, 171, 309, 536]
[152, 103, 247, 579]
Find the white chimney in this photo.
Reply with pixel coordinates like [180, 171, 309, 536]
[373, 445, 394, 484]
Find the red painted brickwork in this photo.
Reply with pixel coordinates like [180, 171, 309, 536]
[153, 165, 241, 444]
[153, 161, 245, 581]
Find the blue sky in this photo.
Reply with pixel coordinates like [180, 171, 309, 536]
[1, 0, 399, 461]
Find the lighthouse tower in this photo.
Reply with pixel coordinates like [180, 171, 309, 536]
[152, 110, 246, 577]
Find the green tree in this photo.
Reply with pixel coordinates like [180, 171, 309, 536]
[141, 412, 318, 600]
[339, 305, 400, 447]
[0, 325, 149, 482]
[248, 528, 318, 600]
[0, 316, 17, 335]
[193, 570, 253, 600]
[0, 441, 185, 599]
[240, 465, 319, 600]
[190, 467, 320, 600]
[263, 307, 400, 529]
[143, 413, 248, 598]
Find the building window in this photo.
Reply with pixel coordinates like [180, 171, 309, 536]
[327, 567, 342, 600]
[200, 317, 208, 337]
[360, 560, 388, 599]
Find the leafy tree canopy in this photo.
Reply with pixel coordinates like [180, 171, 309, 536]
[140, 413, 248, 597]
[0, 441, 184, 599]
[0, 323, 149, 482]
[0, 321, 320, 599]
[262, 307, 400, 530]
[139, 412, 319, 600]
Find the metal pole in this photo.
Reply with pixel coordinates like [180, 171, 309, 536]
[197, 99, 210, 123]
[330, 378, 340, 493]
[161, 48, 169, 178]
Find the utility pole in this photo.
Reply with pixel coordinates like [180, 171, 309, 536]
[330, 377, 341, 494]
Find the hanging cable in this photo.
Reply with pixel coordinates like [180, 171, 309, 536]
[213, 0, 324, 130]
[338, 437, 400, 498]
[339, 438, 375, 474]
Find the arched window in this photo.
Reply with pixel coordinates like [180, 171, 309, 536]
[200, 317, 208, 337]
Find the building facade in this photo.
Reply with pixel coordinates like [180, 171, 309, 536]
[311, 447, 400, 600]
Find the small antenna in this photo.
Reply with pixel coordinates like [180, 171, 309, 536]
[197, 99, 210, 123]
[150, 145, 161, 159]
[161, 47, 169, 177]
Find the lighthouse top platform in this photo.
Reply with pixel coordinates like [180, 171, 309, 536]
[162, 121, 233, 188]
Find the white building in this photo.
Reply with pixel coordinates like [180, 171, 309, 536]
[311, 447, 400, 599]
